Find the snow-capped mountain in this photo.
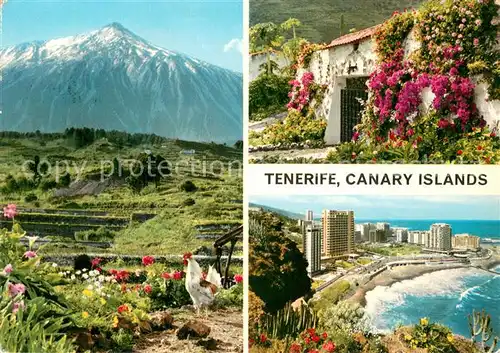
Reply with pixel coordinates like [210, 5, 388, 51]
[0, 23, 242, 143]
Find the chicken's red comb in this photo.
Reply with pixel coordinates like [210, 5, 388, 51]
[183, 252, 192, 259]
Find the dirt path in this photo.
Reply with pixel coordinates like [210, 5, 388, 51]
[133, 308, 243, 353]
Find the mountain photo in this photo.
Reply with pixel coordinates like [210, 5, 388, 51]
[1, 22, 242, 144]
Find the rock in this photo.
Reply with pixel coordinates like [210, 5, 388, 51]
[197, 338, 218, 350]
[177, 320, 211, 340]
[74, 331, 94, 351]
[149, 311, 174, 331]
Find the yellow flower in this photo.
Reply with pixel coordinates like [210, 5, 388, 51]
[447, 334, 454, 343]
[82, 311, 89, 319]
[82, 289, 93, 297]
[112, 316, 119, 328]
[420, 317, 429, 326]
[100, 298, 106, 305]
[404, 334, 412, 341]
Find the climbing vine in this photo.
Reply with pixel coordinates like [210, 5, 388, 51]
[374, 10, 417, 62]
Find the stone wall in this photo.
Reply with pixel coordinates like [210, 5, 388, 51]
[249, 52, 290, 81]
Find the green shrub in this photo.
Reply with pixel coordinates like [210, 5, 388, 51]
[74, 227, 117, 242]
[24, 193, 38, 203]
[180, 180, 197, 192]
[59, 173, 71, 187]
[39, 179, 58, 192]
[110, 328, 134, 352]
[404, 318, 455, 353]
[260, 110, 327, 145]
[249, 73, 292, 121]
[182, 198, 196, 206]
[215, 283, 243, 308]
[319, 301, 371, 335]
[249, 212, 311, 313]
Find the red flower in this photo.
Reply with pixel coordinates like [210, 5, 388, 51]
[323, 341, 336, 352]
[173, 271, 183, 280]
[260, 334, 267, 343]
[143, 284, 152, 294]
[322, 332, 328, 339]
[95, 267, 102, 273]
[477, 145, 483, 151]
[109, 269, 118, 275]
[457, 150, 463, 155]
[490, 132, 496, 137]
[117, 304, 129, 313]
[290, 343, 302, 353]
[91, 257, 102, 268]
[115, 270, 130, 282]
[161, 272, 171, 280]
[121, 283, 127, 293]
[312, 335, 320, 343]
[234, 274, 243, 284]
[142, 256, 155, 267]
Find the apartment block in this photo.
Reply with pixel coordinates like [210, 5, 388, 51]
[321, 210, 354, 257]
[452, 233, 480, 250]
[304, 222, 322, 276]
[429, 223, 452, 250]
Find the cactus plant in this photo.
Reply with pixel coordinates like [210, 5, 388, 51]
[468, 309, 498, 353]
[258, 301, 318, 339]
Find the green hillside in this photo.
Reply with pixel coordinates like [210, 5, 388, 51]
[250, 0, 424, 43]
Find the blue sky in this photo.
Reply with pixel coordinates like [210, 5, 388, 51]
[2, 0, 243, 72]
[250, 195, 500, 221]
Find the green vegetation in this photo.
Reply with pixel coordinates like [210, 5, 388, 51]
[249, 211, 311, 313]
[250, 0, 425, 43]
[359, 243, 422, 256]
[0, 129, 243, 256]
[310, 280, 350, 313]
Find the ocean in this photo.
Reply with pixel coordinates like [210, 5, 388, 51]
[365, 265, 500, 338]
[356, 219, 500, 239]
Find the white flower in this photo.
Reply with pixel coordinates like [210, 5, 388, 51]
[87, 284, 93, 290]
[98, 275, 105, 282]
[106, 294, 111, 298]
[58, 272, 64, 276]
[76, 270, 81, 275]
[52, 263, 58, 268]
[70, 275, 76, 281]
[82, 273, 89, 280]
[82, 268, 87, 272]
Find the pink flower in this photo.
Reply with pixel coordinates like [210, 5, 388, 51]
[234, 274, 243, 284]
[143, 284, 152, 294]
[91, 257, 102, 268]
[473, 38, 480, 47]
[12, 300, 25, 314]
[352, 131, 360, 141]
[323, 341, 336, 352]
[142, 256, 155, 267]
[3, 204, 17, 219]
[23, 251, 37, 259]
[8, 283, 26, 297]
[2, 264, 13, 276]
[475, 19, 482, 26]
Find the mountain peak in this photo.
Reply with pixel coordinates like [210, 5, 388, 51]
[96, 22, 136, 41]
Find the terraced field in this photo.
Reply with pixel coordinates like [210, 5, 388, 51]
[0, 132, 243, 260]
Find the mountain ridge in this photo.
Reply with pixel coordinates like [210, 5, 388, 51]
[1, 23, 242, 144]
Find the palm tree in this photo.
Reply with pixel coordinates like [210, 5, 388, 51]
[250, 22, 284, 75]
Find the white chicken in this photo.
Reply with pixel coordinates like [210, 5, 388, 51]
[183, 252, 222, 315]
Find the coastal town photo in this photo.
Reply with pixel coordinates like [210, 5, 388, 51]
[248, 195, 500, 353]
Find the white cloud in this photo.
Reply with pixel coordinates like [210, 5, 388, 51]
[223, 38, 243, 54]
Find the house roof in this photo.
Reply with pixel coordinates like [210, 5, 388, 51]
[324, 24, 381, 49]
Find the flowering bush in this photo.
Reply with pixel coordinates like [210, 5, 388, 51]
[350, 0, 500, 163]
[403, 317, 455, 352]
[290, 329, 337, 353]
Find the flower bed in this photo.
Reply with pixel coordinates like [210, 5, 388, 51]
[0, 204, 243, 352]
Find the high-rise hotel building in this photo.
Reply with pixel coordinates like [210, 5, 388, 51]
[303, 221, 322, 276]
[321, 210, 354, 257]
[306, 210, 314, 222]
[430, 223, 452, 250]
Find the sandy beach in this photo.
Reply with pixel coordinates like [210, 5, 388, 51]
[349, 255, 500, 307]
